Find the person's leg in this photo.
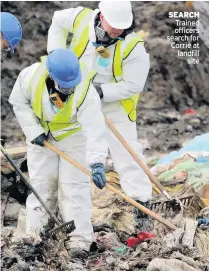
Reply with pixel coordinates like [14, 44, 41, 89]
[105, 105, 153, 231]
[56, 133, 93, 253]
[26, 140, 59, 234]
[107, 119, 152, 202]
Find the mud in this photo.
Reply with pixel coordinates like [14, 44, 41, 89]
[1, 1, 209, 154]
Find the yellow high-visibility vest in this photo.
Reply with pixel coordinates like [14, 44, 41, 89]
[70, 8, 144, 121]
[28, 56, 96, 141]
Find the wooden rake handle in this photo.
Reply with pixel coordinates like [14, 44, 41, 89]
[104, 116, 171, 200]
[44, 140, 177, 231]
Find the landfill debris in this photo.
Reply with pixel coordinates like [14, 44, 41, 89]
[156, 133, 209, 165]
[181, 218, 198, 248]
[127, 232, 156, 247]
[184, 109, 197, 115]
[195, 228, 209, 257]
[196, 155, 209, 163]
[2, 211, 209, 270]
[197, 217, 209, 226]
[92, 181, 136, 234]
[95, 232, 123, 251]
[147, 257, 201, 271]
[197, 185, 209, 207]
[114, 246, 128, 255]
[1, 1, 209, 270]
[150, 135, 209, 215]
[2, 135, 209, 270]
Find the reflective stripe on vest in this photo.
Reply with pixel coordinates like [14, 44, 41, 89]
[71, 8, 144, 122]
[71, 8, 93, 59]
[29, 56, 97, 141]
[113, 37, 144, 122]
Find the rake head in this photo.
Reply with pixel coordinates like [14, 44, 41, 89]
[105, 170, 197, 213]
[150, 194, 195, 212]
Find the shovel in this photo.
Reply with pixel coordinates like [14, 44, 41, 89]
[44, 140, 177, 231]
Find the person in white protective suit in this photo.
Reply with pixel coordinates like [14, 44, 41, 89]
[0, 12, 22, 60]
[1, 12, 22, 173]
[47, 1, 153, 229]
[9, 48, 108, 259]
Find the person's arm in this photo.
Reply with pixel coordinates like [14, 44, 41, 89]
[77, 84, 108, 166]
[9, 64, 45, 142]
[47, 6, 84, 53]
[101, 43, 150, 102]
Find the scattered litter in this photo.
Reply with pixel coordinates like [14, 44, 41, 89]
[95, 232, 123, 251]
[195, 228, 209, 257]
[156, 133, 209, 165]
[197, 217, 209, 226]
[196, 155, 209, 163]
[114, 246, 128, 255]
[96, 255, 103, 266]
[127, 232, 156, 247]
[181, 218, 198, 248]
[184, 109, 197, 115]
[147, 258, 201, 271]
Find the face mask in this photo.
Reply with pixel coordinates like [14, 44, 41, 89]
[54, 81, 74, 95]
[95, 22, 112, 44]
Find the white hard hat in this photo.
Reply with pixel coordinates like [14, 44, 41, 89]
[99, 1, 133, 30]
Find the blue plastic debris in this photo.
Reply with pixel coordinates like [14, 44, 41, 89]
[158, 133, 209, 165]
[196, 156, 209, 163]
[197, 217, 209, 226]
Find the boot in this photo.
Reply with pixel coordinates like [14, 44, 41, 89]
[134, 200, 154, 232]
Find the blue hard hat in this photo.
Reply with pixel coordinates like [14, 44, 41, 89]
[0, 12, 22, 53]
[46, 48, 82, 88]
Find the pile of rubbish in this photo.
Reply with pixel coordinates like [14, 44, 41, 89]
[1, 1, 209, 270]
[1, 134, 209, 270]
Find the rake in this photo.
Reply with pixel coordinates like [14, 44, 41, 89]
[1, 145, 75, 238]
[104, 116, 194, 211]
[44, 140, 177, 231]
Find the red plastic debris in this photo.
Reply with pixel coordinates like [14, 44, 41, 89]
[96, 256, 103, 266]
[184, 109, 196, 115]
[127, 232, 156, 247]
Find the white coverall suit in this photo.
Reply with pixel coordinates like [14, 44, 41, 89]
[9, 63, 108, 250]
[47, 7, 152, 202]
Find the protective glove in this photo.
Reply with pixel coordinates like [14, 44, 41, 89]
[31, 133, 47, 147]
[91, 163, 106, 189]
[93, 83, 103, 99]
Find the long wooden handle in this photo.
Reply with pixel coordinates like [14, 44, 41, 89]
[1, 145, 61, 226]
[104, 116, 171, 200]
[44, 141, 177, 231]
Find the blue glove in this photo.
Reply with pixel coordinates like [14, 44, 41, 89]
[31, 133, 47, 147]
[91, 163, 106, 189]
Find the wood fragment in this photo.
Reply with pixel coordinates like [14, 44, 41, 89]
[0, 146, 27, 159]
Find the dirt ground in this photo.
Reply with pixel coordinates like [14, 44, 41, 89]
[1, 1, 209, 270]
[1, 1, 209, 154]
